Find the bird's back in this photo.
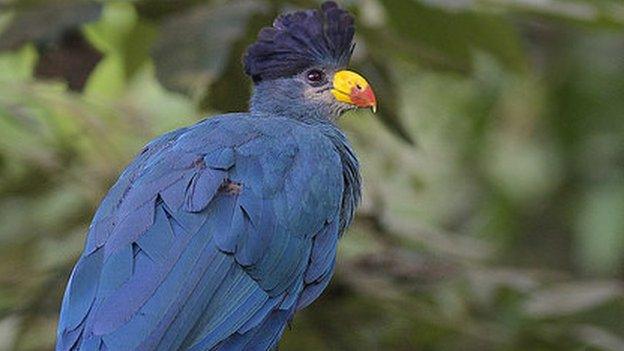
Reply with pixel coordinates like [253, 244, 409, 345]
[56, 114, 354, 351]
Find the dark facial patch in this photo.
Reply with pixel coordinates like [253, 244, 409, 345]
[243, 1, 355, 84]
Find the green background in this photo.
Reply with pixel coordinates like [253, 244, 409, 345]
[1, 0, 623, 350]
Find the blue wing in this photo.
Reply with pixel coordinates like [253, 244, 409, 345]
[56, 114, 345, 351]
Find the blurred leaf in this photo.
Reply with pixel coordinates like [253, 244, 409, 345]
[84, 2, 137, 53]
[84, 2, 156, 81]
[83, 47, 126, 100]
[152, 0, 267, 98]
[378, 0, 527, 72]
[121, 65, 198, 133]
[0, 2, 101, 51]
[0, 43, 36, 81]
[525, 281, 623, 318]
[485, 135, 561, 203]
[575, 185, 624, 275]
[0, 316, 19, 350]
[575, 324, 624, 351]
[123, 20, 157, 79]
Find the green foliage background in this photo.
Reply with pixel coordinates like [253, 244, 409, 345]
[1, 0, 624, 350]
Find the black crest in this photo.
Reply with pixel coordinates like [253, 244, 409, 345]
[244, 1, 355, 83]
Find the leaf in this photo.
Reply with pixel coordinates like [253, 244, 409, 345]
[575, 185, 624, 275]
[83, 2, 157, 81]
[83, 2, 137, 53]
[0, 316, 19, 351]
[575, 325, 624, 351]
[0, 2, 102, 51]
[152, 0, 267, 97]
[0, 43, 37, 82]
[83, 51, 126, 100]
[378, 0, 526, 72]
[524, 281, 624, 318]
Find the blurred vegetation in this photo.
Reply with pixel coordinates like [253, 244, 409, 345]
[1, 0, 624, 350]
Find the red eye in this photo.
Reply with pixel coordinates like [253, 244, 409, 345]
[306, 69, 325, 83]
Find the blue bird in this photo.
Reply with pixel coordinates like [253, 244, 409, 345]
[55, 2, 377, 350]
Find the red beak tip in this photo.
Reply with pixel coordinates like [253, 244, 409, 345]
[350, 86, 377, 110]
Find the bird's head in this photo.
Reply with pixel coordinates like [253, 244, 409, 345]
[244, 1, 376, 121]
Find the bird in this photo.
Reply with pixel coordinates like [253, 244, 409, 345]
[55, 1, 376, 350]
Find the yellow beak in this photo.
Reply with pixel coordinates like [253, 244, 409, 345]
[331, 70, 377, 113]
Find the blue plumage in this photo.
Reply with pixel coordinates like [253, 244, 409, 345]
[57, 1, 366, 350]
[244, 1, 355, 83]
[56, 115, 360, 350]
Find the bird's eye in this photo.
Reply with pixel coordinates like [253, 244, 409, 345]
[306, 69, 325, 84]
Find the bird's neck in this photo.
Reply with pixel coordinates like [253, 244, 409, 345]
[249, 81, 333, 123]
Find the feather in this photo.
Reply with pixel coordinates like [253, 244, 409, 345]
[297, 263, 335, 311]
[62, 248, 103, 330]
[237, 295, 282, 335]
[305, 219, 339, 283]
[56, 113, 358, 351]
[204, 148, 236, 171]
[135, 205, 175, 264]
[183, 167, 227, 213]
[243, 1, 355, 82]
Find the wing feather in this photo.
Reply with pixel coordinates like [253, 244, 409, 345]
[56, 115, 345, 351]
